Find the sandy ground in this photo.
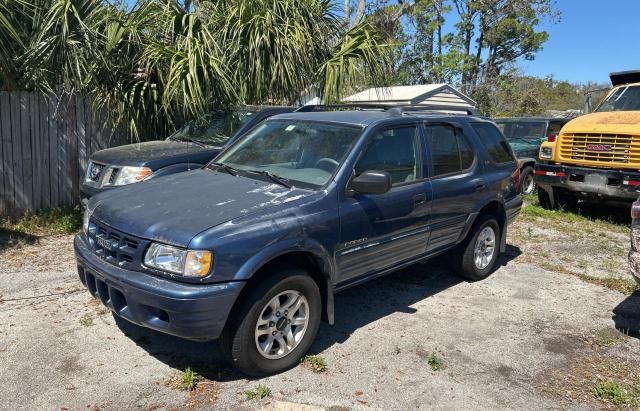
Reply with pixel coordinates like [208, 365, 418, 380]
[1, 226, 639, 410]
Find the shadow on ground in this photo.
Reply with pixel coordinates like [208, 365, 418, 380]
[613, 290, 640, 338]
[113, 246, 522, 381]
[0, 228, 37, 252]
[576, 200, 632, 226]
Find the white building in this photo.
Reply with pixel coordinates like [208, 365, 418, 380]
[343, 84, 476, 108]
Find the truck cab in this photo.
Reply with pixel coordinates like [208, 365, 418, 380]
[535, 70, 640, 208]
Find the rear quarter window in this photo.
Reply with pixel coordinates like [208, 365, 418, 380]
[470, 122, 515, 164]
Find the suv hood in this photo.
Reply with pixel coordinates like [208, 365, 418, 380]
[563, 112, 640, 135]
[90, 140, 220, 168]
[90, 170, 313, 247]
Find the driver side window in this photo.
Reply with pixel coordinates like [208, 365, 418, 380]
[355, 125, 421, 185]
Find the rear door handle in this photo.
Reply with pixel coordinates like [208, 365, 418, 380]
[475, 180, 487, 191]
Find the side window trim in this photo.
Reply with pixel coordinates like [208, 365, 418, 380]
[352, 123, 424, 188]
[423, 122, 477, 179]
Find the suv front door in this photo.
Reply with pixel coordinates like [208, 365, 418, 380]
[336, 124, 432, 285]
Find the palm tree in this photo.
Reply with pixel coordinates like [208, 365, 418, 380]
[7, 0, 393, 137]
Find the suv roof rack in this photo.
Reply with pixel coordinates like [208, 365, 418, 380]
[296, 103, 480, 116]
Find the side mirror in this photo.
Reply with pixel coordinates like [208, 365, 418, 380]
[351, 170, 392, 195]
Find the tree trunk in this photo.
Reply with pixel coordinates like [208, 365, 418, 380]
[352, 0, 366, 27]
[343, 0, 351, 26]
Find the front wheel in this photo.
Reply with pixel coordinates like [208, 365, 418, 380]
[220, 269, 321, 376]
[453, 215, 500, 281]
[520, 166, 536, 195]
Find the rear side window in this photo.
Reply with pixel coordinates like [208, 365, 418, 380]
[424, 124, 475, 177]
[471, 123, 515, 164]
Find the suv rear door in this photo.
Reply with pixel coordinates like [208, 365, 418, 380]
[424, 122, 483, 252]
[336, 124, 432, 284]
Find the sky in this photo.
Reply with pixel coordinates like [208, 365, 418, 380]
[521, 0, 640, 84]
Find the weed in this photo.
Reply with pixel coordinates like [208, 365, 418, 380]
[79, 313, 93, 327]
[427, 351, 444, 371]
[4, 207, 82, 237]
[592, 328, 625, 347]
[301, 354, 327, 372]
[593, 379, 629, 405]
[181, 367, 200, 391]
[245, 384, 271, 400]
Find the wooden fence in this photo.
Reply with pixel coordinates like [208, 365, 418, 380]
[0, 92, 129, 219]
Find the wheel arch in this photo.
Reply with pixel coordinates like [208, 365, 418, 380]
[229, 241, 336, 328]
[463, 200, 508, 253]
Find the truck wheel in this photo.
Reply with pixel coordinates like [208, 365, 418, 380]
[453, 215, 500, 281]
[537, 186, 554, 209]
[220, 268, 321, 377]
[520, 166, 536, 195]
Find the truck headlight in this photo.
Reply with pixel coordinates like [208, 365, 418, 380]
[539, 147, 553, 159]
[113, 166, 153, 186]
[144, 243, 212, 277]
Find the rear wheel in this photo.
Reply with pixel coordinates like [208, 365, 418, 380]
[453, 215, 500, 281]
[520, 166, 536, 195]
[220, 268, 321, 376]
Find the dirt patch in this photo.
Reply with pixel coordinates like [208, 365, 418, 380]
[0, 234, 75, 274]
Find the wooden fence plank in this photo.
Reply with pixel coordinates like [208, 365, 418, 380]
[0, 92, 10, 217]
[11, 92, 24, 216]
[20, 92, 34, 212]
[48, 97, 59, 209]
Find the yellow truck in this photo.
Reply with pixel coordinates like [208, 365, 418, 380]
[535, 70, 640, 208]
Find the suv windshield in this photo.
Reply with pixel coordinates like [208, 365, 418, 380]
[495, 121, 546, 141]
[170, 109, 256, 145]
[213, 120, 362, 189]
[596, 85, 640, 112]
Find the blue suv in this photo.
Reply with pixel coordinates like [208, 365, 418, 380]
[74, 105, 522, 376]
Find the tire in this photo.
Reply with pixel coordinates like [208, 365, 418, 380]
[538, 186, 554, 210]
[557, 190, 578, 211]
[520, 166, 536, 195]
[220, 268, 321, 377]
[453, 215, 500, 282]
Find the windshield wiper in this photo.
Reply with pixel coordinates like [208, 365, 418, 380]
[246, 169, 292, 188]
[209, 162, 238, 176]
[169, 136, 207, 147]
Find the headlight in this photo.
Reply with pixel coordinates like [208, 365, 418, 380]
[144, 243, 212, 278]
[112, 166, 153, 186]
[539, 147, 553, 159]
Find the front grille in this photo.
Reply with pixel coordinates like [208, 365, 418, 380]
[87, 219, 147, 269]
[559, 133, 640, 166]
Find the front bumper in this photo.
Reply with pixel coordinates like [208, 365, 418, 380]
[80, 181, 117, 200]
[534, 163, 640, 200]
[74, 234, 244, 341]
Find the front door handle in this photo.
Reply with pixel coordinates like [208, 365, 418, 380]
[475, 180, 487, 191]
[413, 193, 427, 206]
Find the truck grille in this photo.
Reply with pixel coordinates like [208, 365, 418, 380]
[87, 161, 106, 182]
[558, 133, 640, 167]
[87, 219, 148, 269]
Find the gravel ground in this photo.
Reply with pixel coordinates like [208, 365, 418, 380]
[1, 227, 640, 410]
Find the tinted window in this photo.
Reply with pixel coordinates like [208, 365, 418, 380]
[471, 123, 515, 164]
[424, 124, 475, 177]
[494, 121, 546, 140]
[355, 126, 420, 185]
[547, 121, 564, 137]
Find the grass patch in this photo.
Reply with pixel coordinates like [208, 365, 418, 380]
[576, 273, 637, 295]
[1, 207, 82, 237]
[181, 367, 201, 391]
[427, 351, 444, 371]
[301, 354, 327, 373]
[593, 378, 640, 406]
[592, 327, 626, 347]
[79, 313, 93, 327]
[245, 384, 271, 400]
